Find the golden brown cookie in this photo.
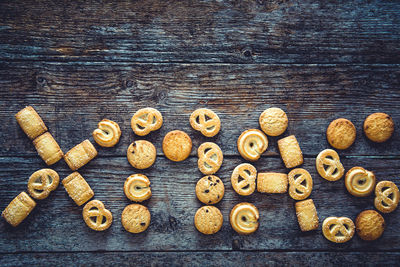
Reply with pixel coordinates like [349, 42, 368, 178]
[33, 132, 63, 166]
[62, 172, 94, 206]
[374, 180, 399, 213]
[195, 175, 224, 205]
[190, 108, 221, 137]
[1, 192, 36, 227]
[295, 199, 319, 232]
[162, 130, 192, 162]
[230, 202, 259, 234]
[257, 172, 288, 194]
[93, 119, 121, 147]
[82, 200, 113, 231]
[194, 206, 223, 235]
[322, 217, 355, 243]
[237, 129, 268, 161]
[197, 142, 223, 175]
[15, 106, 47, 140]
[121, 204, 151, 233]
[278, 135, 303, 168]
[356, 210, 385, 241]
[131, 107, 163, 136]
[27, 168, 59, 200]
[363, 112, 394, 143]
[231, 163, 257, 196]
[316, 149, 345, 181]
[124, 174, 152, 202]
[288, 168, 313, 200]
[259, 107, 288, 136]
[326, 118, 356, 150]
[345, 167, 375, 197]
[64, 140, 98, 171]
[127, 140, 156, 169]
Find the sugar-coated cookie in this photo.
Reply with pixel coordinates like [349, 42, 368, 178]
[295, 199, 319, 232]
[195, 175, 224, 205]
[64, 140, 97, 171]
[316, 149, 345, 181]
[278, 135, 303, 168]
[345, 167, 375, 197]
[190, 108, 221, 137]
[1, 192, 36, 227]
[124, 174, 152, 202]
[162, 130, 192, 162]
[230, 202, 259, 234]
[288, 168, 313, 200]
[363, 112, 394, 143]
[27, 168, 59, 200]
[237, 129, 268, 161]
[322, 217, 355, 243]
[197, 142, 223, 175]
[127, 140, 156, 169]
[33, 132, 63, 166]
[326, 118, 356, 150]
[121, 204, 151, 233]
[259, 107, 288, 136]
[194, 206, 223, 235]
[231, 163, 257, 196]
[83, 200, 113, 231]
[374, 180, 399, 213]
[15, 106, 47, 140]
[93, 119, 121, 147]
[62, 172, 94, 206]
[131, 108, 163, 136]
[257, 172, 288, 194]
[356, 210, 385, 241]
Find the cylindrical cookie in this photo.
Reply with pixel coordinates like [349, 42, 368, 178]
[1, 192, 36, 227]
[195, 175, 224, 205]
[64, 140, 98, 171]
[127, 140, 156, 169]
[121, 204, 151, 233]
[15, 106, 47, 140]
[33, 132, 64, 166]
[194, 206, 223, 235]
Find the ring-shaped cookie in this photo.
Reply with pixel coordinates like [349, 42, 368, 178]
[131, 108, 163, 136]
[230, 202, 259, 234]
[288, 168, 313, 200]
[374, 181, 399, 213]
[93, 119, 121, 147]
[197, 142, 223, 175]
[345, 167, 376, 197]
[190, 108, 221, 137]
[27, 168, 59, 200]
[237, 129, 268, 161]
[316, 149, 344, 181]
[231, 163, 257, 196]
[322, 217, 355, 243]
[82, 200, 113, 231]
[124, 174, 152, 202]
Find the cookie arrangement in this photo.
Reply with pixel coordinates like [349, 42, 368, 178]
[2, 106, 399, 244]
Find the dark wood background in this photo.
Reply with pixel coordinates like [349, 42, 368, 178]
[1, 0, 399, 266]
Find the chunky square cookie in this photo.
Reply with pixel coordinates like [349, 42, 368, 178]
[257, 172, 288, 193]
[15, 106, 47, 140]
[295, 199, 319, 232]
[278, 135, 303, 168]
[33, 132, 63, 166]
[64, 140, 97, 171]
[2, 192, 36, 227]
[62, 172, 94, 206]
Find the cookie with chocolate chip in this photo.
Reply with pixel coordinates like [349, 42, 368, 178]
[195, 175, 224, 205]
[121, 204, 150, 233]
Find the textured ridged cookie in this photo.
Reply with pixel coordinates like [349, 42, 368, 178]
[190, 108, 221, 137]
[356, 210, 385, 241]
[194, 206, 223, 235]
[326, 118, 356, 150]
[131, 108, 163, 136]
[33, 132, 64, 166]
[15, 106, 47, 140]
[278, 135, 303, 169]
[62, 172, 94, 206]
[121, 204, 151, 233]
[196, 175, 224, 205]
[64, 140, 98, 171]
[345, 167, 375, 197]
[322, 217, 355, 243]
[162, 130, 192, 162]
[259, 107, 288, 136]
[127, 140, 156, 169]
[197, 142, 223, 175]
[230, 202, 259, 234]
[257, 172, 288, 193]
[124, 174, 152, 202]
[83, 200, 113, 231]
[237, 129, 268, 161]
[231, 163, 257, 196]
[27, 168, 59, 200]
[295, 199, 319, 232]
[1, 192, 36, 227]
[93, 119, 121, 147]
[363, 112, 394, 143]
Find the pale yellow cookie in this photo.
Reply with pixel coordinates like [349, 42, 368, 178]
[93, 119, 121, 147]
[326, 118, 356, 150]
[124, 174, 152, 202]
[345, 167, 375, 197]
[288, 168, 313, 200]
[131, 107, 163, 136]
[195, 175, 224, 205]
[162, 130, 192, 162]
[62, 172, 94, 206]
[83, 200, 113, 231]
[121, 204, 151, 233]
[257, 172, 288, 193]
[278, 135, 303, 168]
[356, 210, 385, 241]
[64, 140, 98, 171]
[237, 129, 268, 161]
[197, 142, 223, 175]
[295, 199, 319, 232]
[33, 132, 63, 166]
[316, 149, 345, 181]
[231, 163, 257, 196]
[194, 206, 223, 235]
[1, 192, 36, 227]
[190, 108, 221, 137]
[230, 202, 259, 234]
[374, 181, 399, 213]
[259, 107, 288, 136]
[322, 217, 355, 243]
[364, 112, 394, 143]
[127, 140, 156, 169]
[15, 106, 47, 140]
[27, 168, 59, 200]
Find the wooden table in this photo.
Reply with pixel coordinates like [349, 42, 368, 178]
[1, 0, 400, 266]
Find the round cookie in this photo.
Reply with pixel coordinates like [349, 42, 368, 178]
[194, 206, 223, 235]
[195, 175, 224, 205]
[356, 210, 385, 241]
[127, 140, 156, 169]
[121, 204, 151, 233]
[230, 202, 259, 234]
[162, 130, 192, 162]
[326, 118, 356, 150]
[124, 174, 152, 202]
[363, 112, 394, 143]
[259, 107, 288, 136]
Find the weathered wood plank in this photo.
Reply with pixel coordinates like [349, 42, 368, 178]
[1, 62, 399, 157]
[0, 156, 399, 252]
[0, 0, 400, 64]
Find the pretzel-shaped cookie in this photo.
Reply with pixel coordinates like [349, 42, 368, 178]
[316, 149, 344, 181]
[230, 202, 259, 234]
[82, 200, 113, 231]
[124, 174, 152, 202]
[345, 167, 376, 197]
[288, 168, 313, 200]
[190, 108, 221, 137]
[231, 163, 257, 196]
[27, 169, 59, 200]
[374, 181, 399, 213]
[131, 108, 163, 136]
[197, 142, 223, 175]
[237, 129, 268, 161]
[93, 119, 121, 147]
[322, 217, 355, 243]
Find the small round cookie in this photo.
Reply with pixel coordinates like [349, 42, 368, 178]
[326, 118, 356, 150]
[127, 140, 156, 169]
[124, 174, 152, 202]
[356, 210, 385, 241]
[345, 167, 375, 197]
[121, 204, 151, 233]
[364, 112, 394, 143]
[131, 107, 163, 136]
[82, 200, 113, 231]
[196, 175, 224, 205]
[92, 119, 121, 147]
[162, 130, 192, 162]
[230, 202, 259, 234]
[322, 217, 355, 243]
[197, 142, 223, 175]
[190, 108, 221, 137]
[374, 180, 399, 213]
[259, 107, 288, 136]
[237, 129, 268, 161]
[231, 163, 257, 196]
[27, 168, 59, 200]
[194, 206, 223, 235]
